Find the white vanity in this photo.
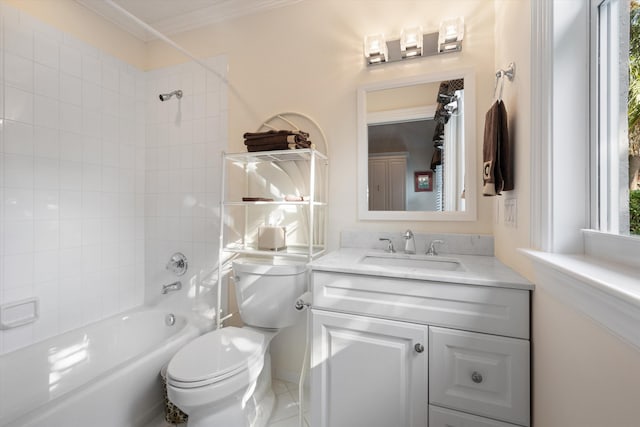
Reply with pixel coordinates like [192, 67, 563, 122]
[309, 234, 533, 427]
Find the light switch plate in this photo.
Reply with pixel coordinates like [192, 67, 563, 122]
[504, 198, 517, 228]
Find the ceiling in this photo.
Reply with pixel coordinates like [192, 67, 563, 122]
[75, 0, 303, 41]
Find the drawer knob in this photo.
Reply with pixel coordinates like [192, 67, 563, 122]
[471, 371, 483, 384]
[414, 343, 425, 353]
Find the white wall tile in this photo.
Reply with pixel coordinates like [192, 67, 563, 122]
[82, 81, 102, 112]
[59, 161, 82, 190]
[34, 126, 59, 159]
[82, 55, 101, 85]
[34, 251, 59, 283]
[60, 73, 82, 106]
[34, 220, 59, 251]
[4, 22, 34, 60]
[34, 190, 59, 220]
[3, 253, 34, 288]
[4, 154, 34, 188]
[5, 52, 34, 92]
[59, 190, 82, 219]
[59, 103, 82, 134]
[59, 220, 82, 249]
[59, 45, 82, 77]
[5, 86, 34, 124]
[34, 157, 59, 189]
[34, 95, 59, 130]
[34, 63, 59, 99]
[3, 220, 34, 254]
[82, 163, 102, 191]
[4, 120, 34, 156]
[59, 132, 83, 162]
[34, 33, 59, 69]
[4, 188, 34, 220]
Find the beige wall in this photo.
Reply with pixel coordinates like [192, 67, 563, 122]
[145, 0, 497, 252]
[533, 287, 640, 427]
[492, 0, 533, 280]
[492, 3, 640, 426]
[4, 0, 147, 69]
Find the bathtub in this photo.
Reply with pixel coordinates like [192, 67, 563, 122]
[0, 308, 202, 427]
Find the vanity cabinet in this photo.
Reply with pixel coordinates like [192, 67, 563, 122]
[310, 271, 530, 427]
[312, 310, 428, 427]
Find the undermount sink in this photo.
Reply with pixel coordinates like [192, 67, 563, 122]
[359, 253, 465, 272]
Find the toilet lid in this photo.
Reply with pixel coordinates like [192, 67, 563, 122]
[167, 327, 265, 385]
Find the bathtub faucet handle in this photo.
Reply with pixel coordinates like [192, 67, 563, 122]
[166, 252, 188, 276]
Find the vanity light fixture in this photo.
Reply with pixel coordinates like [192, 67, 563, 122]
[364, 33, 388, 64]
[400, 26, 423, 58]
[438, 17, 465, 53]
[364, 18, 464, 66]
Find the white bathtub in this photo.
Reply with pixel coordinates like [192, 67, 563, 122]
[0, 308, 201, 427]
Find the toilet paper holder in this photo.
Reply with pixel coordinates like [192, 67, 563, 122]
[295, 291, 313, 311]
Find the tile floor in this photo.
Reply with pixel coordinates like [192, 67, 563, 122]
[146, 379, 310, 427]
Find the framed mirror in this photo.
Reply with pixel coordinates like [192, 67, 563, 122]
[357, 69, 476, 221]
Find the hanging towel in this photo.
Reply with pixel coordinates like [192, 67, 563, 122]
[482, 100, 513, 196]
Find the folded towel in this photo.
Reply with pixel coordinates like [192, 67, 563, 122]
[244, 130, 309, 142]
[482, 100, 513, 196]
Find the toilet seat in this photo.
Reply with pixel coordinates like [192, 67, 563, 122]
[167, 327, 265, 389]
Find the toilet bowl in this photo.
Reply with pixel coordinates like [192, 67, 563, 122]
[166, 257, 307, 427]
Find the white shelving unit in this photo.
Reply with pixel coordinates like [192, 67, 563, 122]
[219, 148, 329, 261]
[214, 113, 329, 328]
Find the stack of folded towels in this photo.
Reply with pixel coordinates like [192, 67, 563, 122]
[243, 130, 313, 152]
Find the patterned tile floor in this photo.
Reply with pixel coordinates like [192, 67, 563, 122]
[146, 379, 310, 427]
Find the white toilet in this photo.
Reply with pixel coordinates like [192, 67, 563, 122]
[166, 257, 307, 427]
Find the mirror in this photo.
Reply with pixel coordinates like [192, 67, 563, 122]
[357, 69, 476, 221]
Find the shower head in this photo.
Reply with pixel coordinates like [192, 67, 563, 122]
[159, 90, 183, 102]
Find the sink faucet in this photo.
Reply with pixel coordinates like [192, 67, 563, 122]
[426, 240, 444, 256]
[403, 230, 416, 254]
[161, 280, 182, 294]
[379, 238, 395, 253]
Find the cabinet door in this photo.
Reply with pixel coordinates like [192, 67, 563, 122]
[429, 327, 530, 426]
[368, 158, 388, 210]
[311, 309, 428, 427]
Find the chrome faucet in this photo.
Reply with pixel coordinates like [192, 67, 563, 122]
[379, 238, 395, 253]
[161, 280, 182, 294]
[426, 240, 444, 256]
[403, 230, 416, 254]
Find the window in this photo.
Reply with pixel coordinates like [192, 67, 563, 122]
[594, 0, 640, 235]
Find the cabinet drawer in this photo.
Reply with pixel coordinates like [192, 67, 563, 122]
[429, 405, 521, 427]
[311, 271, 529, 339]
[429, 327, 530, 426]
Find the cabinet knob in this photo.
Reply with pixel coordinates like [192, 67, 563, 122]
[414, 343, 425, 353]
[471, 371, 483, 384]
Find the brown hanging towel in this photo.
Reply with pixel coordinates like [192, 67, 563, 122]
[482, 100, 513, 195]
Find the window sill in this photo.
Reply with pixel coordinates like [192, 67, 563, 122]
[521, 249, 640, 350]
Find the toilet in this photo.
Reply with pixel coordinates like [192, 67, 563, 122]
[166, 257, 307, 427]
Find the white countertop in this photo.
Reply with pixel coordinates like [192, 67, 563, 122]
[310, 248, 533, 291]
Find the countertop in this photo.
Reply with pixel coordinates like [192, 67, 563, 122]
[310, 248, 534, 291]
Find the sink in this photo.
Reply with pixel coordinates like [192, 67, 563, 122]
[359, 253, 465, 272]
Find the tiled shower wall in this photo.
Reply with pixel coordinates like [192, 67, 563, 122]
[143, 60, 227, 306]
[0, 4, 228, 354]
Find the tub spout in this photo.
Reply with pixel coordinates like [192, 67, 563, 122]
[161, 281, 182, 294]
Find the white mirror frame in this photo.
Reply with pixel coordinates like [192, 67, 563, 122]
[357, 68, 477, 221]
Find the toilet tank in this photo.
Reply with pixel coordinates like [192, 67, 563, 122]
[232, 257, 307, 329]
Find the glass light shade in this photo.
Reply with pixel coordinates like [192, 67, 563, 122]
[364, 33, 388, 64]
[438, 17, 465, 53]
[400, 26, 423, 58]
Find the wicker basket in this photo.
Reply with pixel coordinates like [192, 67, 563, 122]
[159, 365, 189, 424]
